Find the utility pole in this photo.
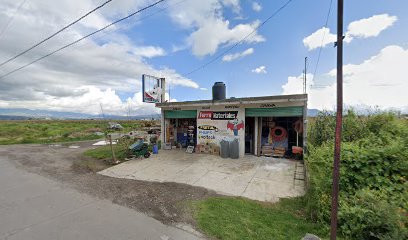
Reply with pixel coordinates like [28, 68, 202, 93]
[304, 57, 308, 94]
[99, 103, 105, 119]
[330, 0, 343, 239]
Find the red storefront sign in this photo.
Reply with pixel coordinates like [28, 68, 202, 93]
[198, 111, 212, 119]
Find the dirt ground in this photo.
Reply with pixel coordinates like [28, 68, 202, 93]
[0, 142, 220, 230]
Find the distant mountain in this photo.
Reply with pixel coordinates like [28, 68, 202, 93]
[0, 107, 322, 120]
[0, 108, 94, 119]
[307, 109, 321, 117]
[0, 115, 32, 120]
[0, 108, 160, 120]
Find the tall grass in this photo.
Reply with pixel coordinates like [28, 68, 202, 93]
[0, 120, 150, 144]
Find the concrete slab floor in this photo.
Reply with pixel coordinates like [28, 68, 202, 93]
[99, 150, 305, 202]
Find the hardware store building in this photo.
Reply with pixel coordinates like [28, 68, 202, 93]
[156, 84, 307, 158]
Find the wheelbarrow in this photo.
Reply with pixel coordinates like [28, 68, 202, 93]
[128, 140, 151, 158]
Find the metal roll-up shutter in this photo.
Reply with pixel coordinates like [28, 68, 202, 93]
[164, 110, 197, 119]
[245, 107, 303, 117]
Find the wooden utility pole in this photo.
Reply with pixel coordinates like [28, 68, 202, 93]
[108, 134, 117, 164]
[330, 0, 343, 239]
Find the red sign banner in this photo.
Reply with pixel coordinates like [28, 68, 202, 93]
[198, 111, 212, 119]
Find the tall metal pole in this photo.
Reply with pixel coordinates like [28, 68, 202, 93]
[330, 0, 343, 239]
[304, 57, 308, 93]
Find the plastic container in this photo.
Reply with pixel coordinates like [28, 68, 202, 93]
[220, 139, 230, 158]
[229, 139, 239, 159]
[292, 146, 303, 154]
[152, 144, 159, 154]
[212, 82, 226, 100]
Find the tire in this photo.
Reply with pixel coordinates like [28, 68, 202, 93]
[144, 152, 151, 158]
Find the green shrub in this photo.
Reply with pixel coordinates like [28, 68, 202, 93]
[308, 111, 336, 147]
[305, 111, 408, 239]
[308, 109, 369, 147]
[342, 109, 368, 142]
[339, 189, 407, 240]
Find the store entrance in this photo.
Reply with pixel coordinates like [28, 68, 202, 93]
[166, 118, 197, 148]
[259, 116, 303, 157]
[245, 117, 255, 154]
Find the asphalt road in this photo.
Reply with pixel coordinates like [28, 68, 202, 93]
[0, 155, 202, 240]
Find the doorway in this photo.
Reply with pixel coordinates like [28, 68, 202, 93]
[245, 117, 255, 154]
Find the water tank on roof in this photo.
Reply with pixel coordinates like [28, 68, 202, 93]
[212, 82, 226, 101]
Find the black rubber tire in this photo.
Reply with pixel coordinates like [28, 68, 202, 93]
[144, 152, 151, 158]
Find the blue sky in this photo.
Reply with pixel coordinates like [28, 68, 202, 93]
[118, 0, 408, 107]
[0, 0, 407, 114]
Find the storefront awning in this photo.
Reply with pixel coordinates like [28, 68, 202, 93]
[164, 110, 197, 119]
[245, 107, 303, 117]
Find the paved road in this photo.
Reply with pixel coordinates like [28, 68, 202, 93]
[0, 156, 201, 240]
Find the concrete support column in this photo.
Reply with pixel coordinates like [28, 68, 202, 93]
[160, 109, 165, 149]
[303, 100, 308, 153]
[254, 117, 258, 155]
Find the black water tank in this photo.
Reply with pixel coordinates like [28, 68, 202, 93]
[212, 82, 226, 100]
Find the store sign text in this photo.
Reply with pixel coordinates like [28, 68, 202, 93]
[198, 111, 238, 120]
[260, 104, 276, 108]
[198, 125, 218, 131]
[224, 105, 239, 109]
[198, 130, 216, 140]
[212, 111, 238, 120]
[198, 111, 213, 119]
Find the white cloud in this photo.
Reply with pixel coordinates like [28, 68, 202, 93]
[252, 2, 262, 12]
[171, 44, 188, 53]
[0, 101, 9, 107]
[189, 19, 264, 57]
[132, 46, 166, 58]
[251, 65, 267, 74]
[0, 85, 180, 116]
[0, 86, 159, 115]
[282, 45, 408, 112]
[303, 14, 397, 50]
[169, 0, 264, 57]
[346, 14, 397, 40]
[303, 27, 337, 50]
[0, 0, 199, 114]
[282, 73, 336, 110]
[222, 48, 254, 62]
[221, 0, 241, 13]
[200, 87, 208, 91]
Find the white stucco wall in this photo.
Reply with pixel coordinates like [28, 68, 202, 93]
[158, 95, 308, 157]
[196, 105, 245, 158]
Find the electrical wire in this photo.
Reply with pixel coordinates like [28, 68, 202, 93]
[311, 0, 333, 86]
[66, 0, 188, 54]
[0, 0, 28, 40]
[184, 0, 295, 77]
[0, 0, 166, 79]
[0, 0, 113, 67]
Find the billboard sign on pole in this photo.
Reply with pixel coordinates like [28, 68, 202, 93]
[142, 74, 165, 103]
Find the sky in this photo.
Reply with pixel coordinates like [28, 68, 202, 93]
[0, 0, 407, 115]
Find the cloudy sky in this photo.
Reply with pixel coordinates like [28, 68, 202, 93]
[0, 0, 407, 115]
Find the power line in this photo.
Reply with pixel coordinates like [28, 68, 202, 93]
[311, 0, 333, 85]
[0, 0, 28, 40]
[68, 0, 188, 53]
[0, 0, 166, 79]
[184, 0, 295, 77]
[0, 0, 113, 68]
